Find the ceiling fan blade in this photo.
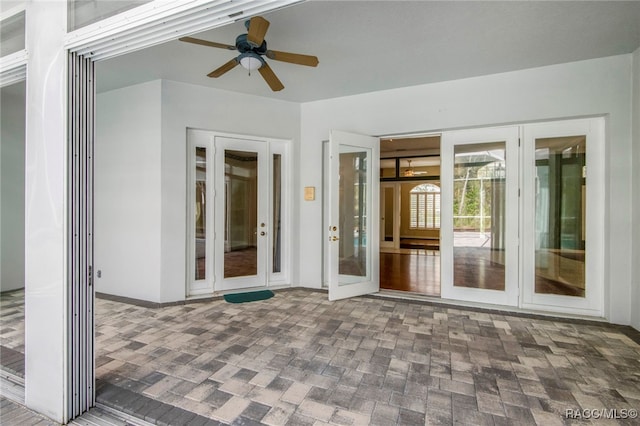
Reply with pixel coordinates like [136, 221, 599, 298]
[266, 50, 319, 67]
[247, 16, 270, 47]
[258, 62, 284, 92]
[207, 58, 239, 78]
[179, 36, 236, 51]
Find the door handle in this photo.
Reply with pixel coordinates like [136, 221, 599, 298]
[260, 231, 266, 236]
[331, 236, 339, 241]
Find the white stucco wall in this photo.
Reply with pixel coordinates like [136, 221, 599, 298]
[300, 54, 634, 325]
[632, 47, 640, 331]
[95, 80, 163, 302]
[95, 79, 300, 303]
[0, 82, 25, 292]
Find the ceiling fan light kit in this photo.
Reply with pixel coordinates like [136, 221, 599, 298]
[239, 52, 264, 71]
[180, 16, 319, 92]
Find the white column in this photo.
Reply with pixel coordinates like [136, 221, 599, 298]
[24, 0, 69, 422]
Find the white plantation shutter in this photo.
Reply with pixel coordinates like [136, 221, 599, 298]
[409, 183, 441, 230]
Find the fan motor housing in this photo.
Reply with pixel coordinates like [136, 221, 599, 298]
[235, 34, 267, 55]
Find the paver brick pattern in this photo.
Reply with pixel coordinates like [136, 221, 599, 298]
[2, 288, 640, 425]
[92, 290, 640, 425]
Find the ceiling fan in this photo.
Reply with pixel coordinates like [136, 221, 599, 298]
[179, 16, 319, 92]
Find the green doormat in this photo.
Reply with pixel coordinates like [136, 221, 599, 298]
[223, 290, 275, 304]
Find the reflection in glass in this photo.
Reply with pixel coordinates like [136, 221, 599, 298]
[195, 147, 206, 280]
[339, 150, 369, 279]
[224, 150, 258, 278]
[453, 142, 506, 290]
[535, 136, 586, 297]
[273, 154, 282, 273]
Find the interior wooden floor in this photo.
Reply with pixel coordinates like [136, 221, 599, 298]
[380, 250, 441, 296]
[380, 247, 586, 297]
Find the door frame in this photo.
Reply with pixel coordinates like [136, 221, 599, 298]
[186, 129, 291, 296]
[380, 182, 401, 249]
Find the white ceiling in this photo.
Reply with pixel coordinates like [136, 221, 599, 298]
[96, 0, 640, 102]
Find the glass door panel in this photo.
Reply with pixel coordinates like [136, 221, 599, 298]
[339, 150, 369, 280]
[534, 136, 586, 296]
[453, 142, 506, 291]
[195, 147, 207, 281]
[327, 130, 380, 301]
[224, 150, 258, 278]
[272, 154, 282, 274]
[215, 137, 268, 291]
[522, 119, 604, 316]
[441, 127, 519, 306]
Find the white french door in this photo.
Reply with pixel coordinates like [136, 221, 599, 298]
[187, 129, 288, 296]
[440, 126, 520, 306]
[521, 118, 604, 316]
[326, 130, 380, 301]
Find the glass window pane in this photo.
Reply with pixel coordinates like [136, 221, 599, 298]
[194, 147, 206, 280]
[339, 150, 368, 279]
[68, 0, 152, 31]
[273, 154, 282, 273]
[1, 10, 25, 57]
[400, 156, 440, 178]
[535, 136, 586, 297]
[453, 142, 506, 290]
[224, 150, 258, 278]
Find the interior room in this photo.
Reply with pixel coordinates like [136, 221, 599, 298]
[379, 135, 442, 296]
